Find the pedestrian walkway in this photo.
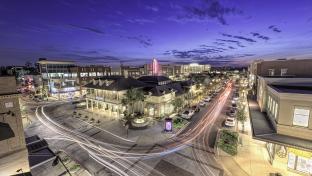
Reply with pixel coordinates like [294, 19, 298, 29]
[218, 104, 302, 176]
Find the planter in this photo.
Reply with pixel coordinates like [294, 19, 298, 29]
[131, 117, 149, 128]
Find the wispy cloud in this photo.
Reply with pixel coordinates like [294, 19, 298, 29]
[127, 18, 155, 25]
[216, 39, 245, 47]
[68, 24, 105, 34]
[123, 35, 153, 48]
[250, 32, 270, 40]
[221, 33, 257, 42]
[268, 25, 282, 33]
[182, 1, 243, 25]
[144, 5, 159, 12]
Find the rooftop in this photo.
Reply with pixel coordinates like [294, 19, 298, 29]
[84, 76, 147, 91]
[138, 76, 171, 85]
[269, 83, 312, 94]
[26, 135, 56, 169]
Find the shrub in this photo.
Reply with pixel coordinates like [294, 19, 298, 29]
[218, 130, 239, 156]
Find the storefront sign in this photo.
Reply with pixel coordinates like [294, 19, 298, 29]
[288, 148, 312, 158]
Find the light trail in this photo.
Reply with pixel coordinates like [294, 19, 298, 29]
[35, 82, 233, 175]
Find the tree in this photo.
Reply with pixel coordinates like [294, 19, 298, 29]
[237, 106, 247, 133]
[172, 97, 183, 113]
[121, 88, 145, 115]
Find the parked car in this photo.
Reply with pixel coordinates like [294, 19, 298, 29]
[181, 110, 195, 119]
[191, 105, 200, 112]
[227, 109, 236, 117]
[199, 101, 206, 107]
[233, 96, 239, 101]
[203, 96, 211, 102]
[232, 103, 237, 109]
[225, 117, 236, 127]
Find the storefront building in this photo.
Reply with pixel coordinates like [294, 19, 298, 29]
[84, 76, 146, 119]
[249, 79, 312, 175]
[84, 75, 193, 119]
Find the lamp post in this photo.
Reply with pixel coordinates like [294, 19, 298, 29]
[52, 155, 72, 176]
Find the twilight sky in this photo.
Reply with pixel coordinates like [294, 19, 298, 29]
[0, 0, 312, 66]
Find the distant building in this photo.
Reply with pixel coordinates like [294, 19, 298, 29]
[37, 59, 78, 99]
[120, 65, 145, 78]
[248, 58, 312, 175]
[0, 76, 30, 175]
[37, 59, 112, 99]
[70, 65, 111, 96]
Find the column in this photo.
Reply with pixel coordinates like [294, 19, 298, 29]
[86, 99, 89, 109]
[91, 100, 94, 111]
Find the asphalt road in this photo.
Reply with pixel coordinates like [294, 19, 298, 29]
[25, 83, 233, 176]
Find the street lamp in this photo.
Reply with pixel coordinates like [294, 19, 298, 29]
[52, 155, 72, 176]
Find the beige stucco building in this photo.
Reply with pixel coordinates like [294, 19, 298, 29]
[84, 76, 194, 119]
[0, 76, 30, 175]
[248, 59, 312, 175]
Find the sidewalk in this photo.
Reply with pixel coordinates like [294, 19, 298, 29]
[218, 105, 302, 176]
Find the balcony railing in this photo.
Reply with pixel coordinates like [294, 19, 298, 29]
[86, 94, 121, 104]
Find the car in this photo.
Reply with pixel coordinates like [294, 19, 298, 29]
[203, 96, 211, 102]
[191, 105, 200, 112]
[232, 103, 237, 109]
[225, 117, 236, 127]
[233, 96, 239, 101]
[181, 110, 195, 119]
[199, 101, 206, 106]
[227, 109, 236, 117]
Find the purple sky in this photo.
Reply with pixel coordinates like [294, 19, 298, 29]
[0, 0, 312, 66]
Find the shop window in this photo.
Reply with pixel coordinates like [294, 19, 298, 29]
[287, 153, 296, 169]
[297, 156, 310, 173]
[293, 107, 310, 127]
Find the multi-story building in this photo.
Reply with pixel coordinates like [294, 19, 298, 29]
[37, 59, 78, 99]
[144, 62, 211, 78]
[84, 76, 147, 118]
[0, 76, 30, 175]
[83, 75, 194, 119]
[120, 65, 145, 78]
[38, 59, 112, 99]
[181, 63, 211, 75]
[248, 59, 312, 175]
[70, 65, 111, 95]
[138, 76, 192, 117]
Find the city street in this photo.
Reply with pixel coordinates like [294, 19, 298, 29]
[25, 83, 233, 176]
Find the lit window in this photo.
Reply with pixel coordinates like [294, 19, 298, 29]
[5, 102, 13, 108]
[281, 68, 288, 76]
[274, 103, 278, 119]
[293, 107, 310, 127]
[287, 153, 296, 169]
[296, 156, 310, 173]
[268, 69, 275, 76]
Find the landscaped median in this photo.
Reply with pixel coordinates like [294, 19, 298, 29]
[217, 129, 239, 156]
[171, 116, 189, 134]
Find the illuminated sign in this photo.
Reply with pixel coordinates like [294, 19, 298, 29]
[165, 118, 172, 132]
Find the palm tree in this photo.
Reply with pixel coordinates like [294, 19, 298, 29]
[172, 97, 183, 113]
[237, 106, 247, 133]
[121, 88, 145, 115]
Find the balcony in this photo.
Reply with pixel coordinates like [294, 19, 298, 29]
[86, 94, 121, 104]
